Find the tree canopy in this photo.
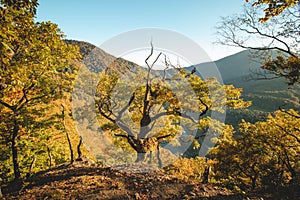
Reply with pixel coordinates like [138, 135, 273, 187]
[211, 109, 300, 191]
[212, 0, 300, 194]
[0, 0, 80, 180]
[217, 1, 299, 85]
[92, 44, 250, 166]
[251, 0, 299, 22]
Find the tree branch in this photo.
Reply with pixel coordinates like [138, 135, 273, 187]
[199, 98, 209, 117]
[115, 92, 135, 121]
[114, 133, 137, 150]
[98, 107, 116, 123]
[276, 123, 300, 144]
[114, 133, 129, 138]
[0, 100, 15, 111]
[218, 8, 298, 58]
[279, 105, 300, 118]
[157, 134, 174, 141]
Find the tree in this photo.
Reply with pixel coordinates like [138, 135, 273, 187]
[251, 0, 299, 22]
[94, 43, 250, 165]
[217, 2, 299, 85]
[0, 0, 79, 180]
[210, 109, 300, 192]
[215, 3, 299, 192]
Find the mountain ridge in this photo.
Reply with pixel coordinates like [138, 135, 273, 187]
[67, 40, 299, 125]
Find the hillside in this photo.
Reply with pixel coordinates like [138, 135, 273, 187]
[193, 50, 299, 111]
[65, 40, 138, 74]
[2, 161, 263, 200]
[185, 50, 300, 126]
[1, 40, 298, 200]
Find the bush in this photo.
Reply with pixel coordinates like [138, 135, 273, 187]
[164, 157, 211, 182]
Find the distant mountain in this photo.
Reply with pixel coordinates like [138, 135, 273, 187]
[215, 50, 299, 111]
[67, 40, 299, 126]
[185, 50, 300, 126]
[216, 50, 261, 83]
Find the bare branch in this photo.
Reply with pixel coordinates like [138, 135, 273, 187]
[247, 68, 283, 82]
[151, 52, 162, 69]
[151, 111, 169, 122]
[140, 41, 163, 136]
[17, 90, 55, 111]
[115, 92, 135, 121]
[0, 100, 15, 111]
[173, 110, 198, 124]
[217, 6, 299, 58]
[145, 41, 154, 69]
[116, 121, 135, 136]
[114, 133, 129, 139]
[163, 54, 169, 81]
[157, 134, 174, 140]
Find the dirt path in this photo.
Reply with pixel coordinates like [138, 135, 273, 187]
[2, 162, 259, 200]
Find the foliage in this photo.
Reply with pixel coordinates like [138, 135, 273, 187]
[210, 1, 299, 194]
[164, 157, 211, 182]
[0, 0, 80, 180]
[94, 48, 251, 164]
[210, 109, 300, 192]
[251, 0, 299, 22]
[262, 55, 300, 85]
[217, 1, 299, 85]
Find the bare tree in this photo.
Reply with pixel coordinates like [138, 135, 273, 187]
[216, 3, 300, 85]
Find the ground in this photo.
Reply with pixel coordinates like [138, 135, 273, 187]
[2, 161, 264, 200]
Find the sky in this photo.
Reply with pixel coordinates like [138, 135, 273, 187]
[36, 0, 247, 63]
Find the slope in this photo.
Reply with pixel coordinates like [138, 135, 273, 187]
[185, 50, 300, 126]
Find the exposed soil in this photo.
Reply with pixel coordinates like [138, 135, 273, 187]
[2, 161, 263, 200]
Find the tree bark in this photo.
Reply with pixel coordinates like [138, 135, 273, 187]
[47, 146, 53, 167]
[115, 134, 164, 165]
[202, 166, 210, 184]
[76, 136, 83, 161]
[149, 151, 153, 164]
[26, 155, 36, 179]
[157, 145, 162, 168]
[62, 105, 74, 164]
[65, 128, 74, 164]
[136, 153, 147, 162]
[12, 117, 21, 180]
[28, 155, 36, 174]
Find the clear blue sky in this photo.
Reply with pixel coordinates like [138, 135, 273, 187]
[36, 0, 246, 61]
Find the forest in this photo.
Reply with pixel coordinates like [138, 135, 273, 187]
[0, 0, 299, 199]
